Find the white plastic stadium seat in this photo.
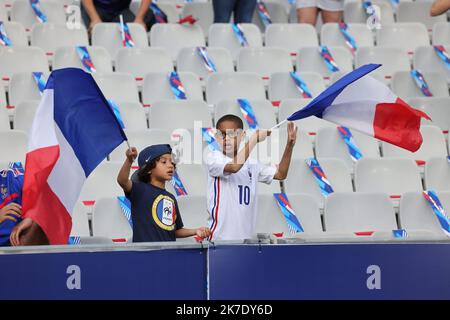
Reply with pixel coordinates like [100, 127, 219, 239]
[236, 47, 293, 79]
[173, 164, 207, 197]
[272, 128, 315, 161]
[142, 72, 203, 107]
[381, 126, 447, 164]
[355, 47, 410, 82]
[92, 197, 133, 241]
[265, 24, 319, 57]
[432, 22, 450, 46]
[324, 192, 397, 233]
[407, 97, 450, 132]
[376, 23, 430, 55]
[399, 191, 450, 238]
[392, 71, 449, 98]
[0, 47, 49, 82]
[321, 22, 374, 49]
[149, 100, 212, 132]
[53, 46, 113, 73]
[315, 126, 381, 171]
[109, 129, 172, 162]
[284, 158, 353, 207]
[176, 195, 208, 227]
[214, 99, 276, 129]
[13, 100, 39, 133]
[8, 72, 49, 108]
[176, 47, 234, 81]
[268, 72, 325, 101]
[11, 0, 66, 31]
[296, 46, 353, 80]
[150, 24, 205, 61]
[397, 1, 447, 31]
[208, 23, 262, 61]
[109, 101, 147, 130]
[278, 99, 337, 135]
[0, 4, 7, 21]
[424, 158, 450, 191]
[115, 47, 174, 81]
[181, 2, 214, 37]
[0, 21, 28, 47]
[206, 72, 266, 105]
[255, 193, 323, 236]
[354, 158, 423, 196]
[0, 130, 27, 164]
[92, 22, 149, 63]
[70, 202, 90, 237]
[413, 45, 450, 84]
[252, 1, 288, 32]
[343, 0, 395, 25]
[92, 72, 139, 102]
[30, 23, 89, 56]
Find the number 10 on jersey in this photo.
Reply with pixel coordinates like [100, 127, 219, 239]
[238, 185, 250, 205]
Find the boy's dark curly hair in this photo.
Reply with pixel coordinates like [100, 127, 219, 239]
[137, 156, 160, 183]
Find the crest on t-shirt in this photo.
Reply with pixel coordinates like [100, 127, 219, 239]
[152, 195, 177, 231]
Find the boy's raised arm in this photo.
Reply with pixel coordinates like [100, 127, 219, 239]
[274, 122, 297, 180]
[117, 147, 137, 193]
[224, 130, 271, 174]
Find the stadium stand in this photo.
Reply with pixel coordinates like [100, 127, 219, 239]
[392, 71, 449, 98]
[53, 46, 113, 73]
[268, 71, 325, 101]
[407, 97, 450, 132]
[0, 21, 28, 47]
[252, 1, 288, 32]
[265, 23, 319, 57]
[11, 0, 66, 31]
[8, 72, 49, 108]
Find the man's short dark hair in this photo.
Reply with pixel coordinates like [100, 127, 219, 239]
[216, 114, 244, 130]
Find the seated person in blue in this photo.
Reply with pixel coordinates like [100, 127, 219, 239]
[117, 144, 211, 242]
[81, 0, 155, 32]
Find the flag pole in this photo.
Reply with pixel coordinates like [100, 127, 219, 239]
[270, 119, 288, 131]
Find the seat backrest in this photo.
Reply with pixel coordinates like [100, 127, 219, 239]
[407, 97, 450, 131]
[324, 192, 397, 233]
[71, 201, 90, 237]
[149, 100, 212, 132]
[424, 157, 450, 191]
[0, 21, 28, 47]
[343, 1, 395, 25]
[11, 0, 66, 30]
[284, 158, 353, 206]
[174, 164, 207, 197]
[206, 72, 266, 105]
[142, 71, 203, 106]
[397, 1, 447, 30]
[392, 71, 449, 98]
[413, 45, 450, 83]
[181, 2, 214, 36]
[354, 158, 423, 195]
[8, 71, 49, 107]
[13, 100, 39, 133]
[110, 101, 147, 131]
[53, 46, 113, 73]
[237, 47, 293, 79]
[150, 24, 205, 61]
[115, 47, 174, 80]
[214, 99, 276, 129]
[265, 23, 318, 56]
[0, 130, 27, 164]
[92, 72, 139, 102]
[92, 22, 149, 62]
[268, 71, 325, 101]
[92, 197, 133, 240]
[296, 46, 353, 79]
[432, 22, 450, 46]
[252, 1, 288, 32]
[0, 47, 49, 80]
[381, 126, 447, 163]
[208, 23, 262, 61]
[176, 195, 209, 227]
[399, 191, 450, 234]
[376, 22, 430, 54]
[320, 22, 374, 49]
[316, 126, 381, 171]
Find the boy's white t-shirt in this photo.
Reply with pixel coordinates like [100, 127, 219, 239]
[206, 150, 277, 241]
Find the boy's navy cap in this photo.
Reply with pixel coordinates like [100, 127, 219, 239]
[138, 144, 172, 168]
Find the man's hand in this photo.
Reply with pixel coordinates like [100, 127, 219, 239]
[196, 227, 211, 239]
[10, 217, 33, 246]
[126, 147, 138, 164]
[286, 121, 298, 147]
[0, 203, 22, 224]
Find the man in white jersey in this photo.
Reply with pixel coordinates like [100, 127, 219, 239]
[207, 115, 297, 241]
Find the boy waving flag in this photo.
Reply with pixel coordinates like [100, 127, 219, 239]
[277, 64, 431, 152]
[11, 68, 126, 245]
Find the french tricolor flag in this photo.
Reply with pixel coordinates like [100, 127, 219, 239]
[286, 64, 431, 152]
[22, 68, 126, 245]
